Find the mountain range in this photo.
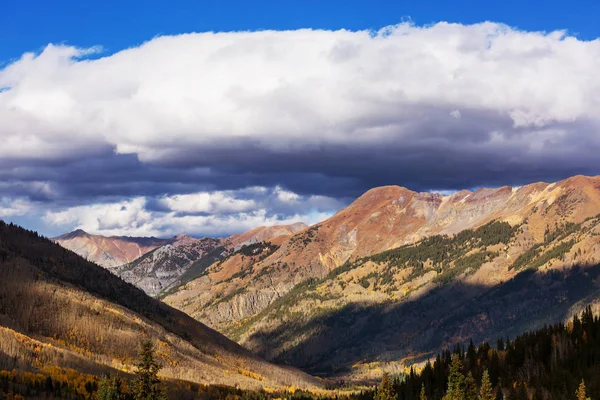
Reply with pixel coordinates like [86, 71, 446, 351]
[51, 175, 600, 380]
[53, 223, 306, 296]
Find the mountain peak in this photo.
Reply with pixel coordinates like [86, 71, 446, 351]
[53, 228, 90, 240]
[172, 233, 197, 246]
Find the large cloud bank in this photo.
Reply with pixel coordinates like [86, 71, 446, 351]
[1, 22, 599, 236]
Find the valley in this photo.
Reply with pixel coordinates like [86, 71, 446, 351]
[11, 174, 600, 398]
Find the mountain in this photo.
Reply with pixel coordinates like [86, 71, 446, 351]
[53, 229, 175, 268]
[163, 175, 600, 378]
[0, 221, 320, 391]
[116, 237, 225, 296]
[54, 223, 308, 297]
[228, 222, 308, 249]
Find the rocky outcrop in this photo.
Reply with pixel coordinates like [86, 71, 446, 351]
[116, 237, 223, 296]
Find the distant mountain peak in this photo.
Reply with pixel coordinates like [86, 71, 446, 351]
[53, 228, 90, 240]
[53, 230, 175, 268]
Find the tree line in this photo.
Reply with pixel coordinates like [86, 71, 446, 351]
[369, 306, 599, 400]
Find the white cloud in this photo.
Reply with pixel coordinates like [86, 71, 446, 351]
[0, 197, 34, 217]
[4, 22, 600, 236]
[42, 186, 341, 237]
[1, 22, 599, 166]
[160, 191, 256, 214]
[449, 110, 461, 119]
[44, 198, 156, 236]
[274, 186, 300, 203]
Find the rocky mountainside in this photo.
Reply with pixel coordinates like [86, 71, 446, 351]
[116, 236, 225, 296]
[53, 229, 175, 268]
[54, 223, 308, 297]
[163, 175, 600, 378]
[0, 221, 320, 390]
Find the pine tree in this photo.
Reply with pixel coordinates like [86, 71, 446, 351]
[494, 388, 503, 400]
[489, 352, 500, 387]
[465, 373, 478, 400]
[479, 370, 493, 400]
[420, 383, 428, 400]
[497, 338, 504, 351]
[576, 379, 590, 400]
[467, 340, 477, 369]
[132, 339, 166, 400]
[96, 375, 127, 400]
[375, 373, 397, 400]
[446, 354, 466, 400]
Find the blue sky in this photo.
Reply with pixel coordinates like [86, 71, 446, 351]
[1, 1, 600, 237]
[2, 0, 599, 62]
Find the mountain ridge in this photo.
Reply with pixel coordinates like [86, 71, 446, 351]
[54, 222, 311, 297]
[161, 174, 600, 378]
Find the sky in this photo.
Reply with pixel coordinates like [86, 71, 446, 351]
[1, 0, 600, 238]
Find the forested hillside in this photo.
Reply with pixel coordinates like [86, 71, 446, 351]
[0, 221, 319, 397]
[362, 306, 600, 400]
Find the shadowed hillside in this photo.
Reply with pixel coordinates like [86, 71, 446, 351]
[246, 264, 600, 377]
[0, 221, 320, 391]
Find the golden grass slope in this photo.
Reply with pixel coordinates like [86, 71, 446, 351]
[0, 222, 320, 390]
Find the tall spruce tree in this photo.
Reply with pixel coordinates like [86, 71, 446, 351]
[132, 339, 166, 400]
[465, 373, 478, 400]
[446, 354, 466, 400]
[494, 387, 504, 400]
[479, 370, 493, 400]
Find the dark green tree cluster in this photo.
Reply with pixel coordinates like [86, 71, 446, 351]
[96, 375, 127, 400]
[92, 339, 166, 400]
[386, 306, 599, 400]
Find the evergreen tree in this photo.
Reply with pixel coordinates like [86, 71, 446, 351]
[489, 352, 500, 387]
[446, 354, 466, 400]
[576, 379, 590, 400]
[375, 373, 397, 400]
[132, 339, 166, 400]
[96, 375, 127, 400]
[494, 388, 503, 400]
[420, 383, 427, 400]
[497, 338, 504, 351]
[479, 370, 493, 400]
[467, 340, 477, 369]
[465, 373, 478, 400]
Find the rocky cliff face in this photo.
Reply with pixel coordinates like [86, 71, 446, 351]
[163, 175, 600, 378]
[116, 236, 223, 296]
